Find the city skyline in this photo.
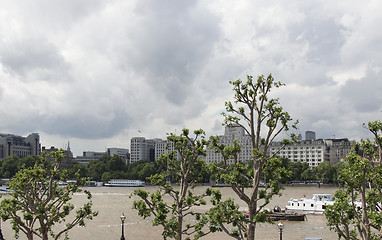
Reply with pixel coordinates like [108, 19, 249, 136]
[1, 1, 382, 157]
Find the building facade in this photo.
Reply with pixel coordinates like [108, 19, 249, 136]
[324, 138, 353, 164]
[41, 141, 74, 166]
[0, 133, 41, 159]
[107, 148, 130, 164]
[130, 137, 161, 163]
[205, 125, 252, 164]
[269, 139, 326, 167]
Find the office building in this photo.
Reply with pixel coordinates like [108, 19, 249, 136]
[0, 133, 40, 159]
[205, 125, 252, 164]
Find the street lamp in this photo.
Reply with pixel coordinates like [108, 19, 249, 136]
[277, 221, 284, 240]
[120, 213, 126, 240]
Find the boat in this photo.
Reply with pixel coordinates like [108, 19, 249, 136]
[244, 206, 306, 221]
[286, 194, 335, 214]
[269, 212, 306, 221]
[104, 179, 145, 187]
[0, 185, 12, 194]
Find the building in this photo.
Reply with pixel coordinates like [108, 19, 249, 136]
[324, 138, 354, 164]
[205, 128, 352, 168]
[205, 125, 252, 164]
[305, 131, 316, 141]
[75, 151, 106, 165]
[269, 139, 326, 167]
[41, 141, 74, 167]
[74, 147, 130, 165]
[107, 148, 130, 164]
[130, 137, 160, 163]
[270, 132, 353, 167]
[0, 133, 40, 159]
[154, 138, 182, 161]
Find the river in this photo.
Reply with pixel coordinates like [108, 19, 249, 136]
[1, 185, 339, 240]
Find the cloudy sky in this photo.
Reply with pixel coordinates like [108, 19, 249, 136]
[1, 0, 381, 156]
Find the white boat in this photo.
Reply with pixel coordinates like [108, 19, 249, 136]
[0, 185, 12, 194]
[104, 179, 145, 187]
[286, 194, 335, 214]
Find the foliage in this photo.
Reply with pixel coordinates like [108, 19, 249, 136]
[207, 74, 297, 240]
[0, 155, 40, 178]
[86, 155, 127, 181]
[0, 150, 98, 240]
[132, 129, 211, 240]
[324, 120, 382, 240]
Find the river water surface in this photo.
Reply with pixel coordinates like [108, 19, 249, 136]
[1, 185, 339, 240]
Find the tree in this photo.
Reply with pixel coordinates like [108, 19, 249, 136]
[207, 74, 297, 240]
[324, 120, 382, 240]
[132, 129, 210, 240]
[315, 161, 336, 184]
[0, 150, 98, 240]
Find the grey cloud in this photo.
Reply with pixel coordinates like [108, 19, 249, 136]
[12, 0, 105, 31]
[290, 18, 345, 66]
[0, 36, 70, 81]
[119, 0, 221, 105]
[45, 111, 130, 139]
[340, 71, 382, 113]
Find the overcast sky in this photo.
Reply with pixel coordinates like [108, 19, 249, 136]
[1, 0, 382, 156]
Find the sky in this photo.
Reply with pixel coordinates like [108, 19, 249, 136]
[1, 0, 382, 157]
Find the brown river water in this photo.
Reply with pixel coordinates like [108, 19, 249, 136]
[1, 185, 339, 240]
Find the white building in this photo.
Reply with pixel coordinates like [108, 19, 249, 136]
[269, 139, 326, 167]
[130, 137, 161, 163]
[205, 125, 252, 164]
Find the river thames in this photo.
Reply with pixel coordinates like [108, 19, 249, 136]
[1, 185, 339, 240]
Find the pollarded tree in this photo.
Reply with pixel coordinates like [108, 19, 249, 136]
[0, 150, 98, 240]
[207, 74, 297, 240]
[324, 120, 382, 240]
[132, 129, 211, 240]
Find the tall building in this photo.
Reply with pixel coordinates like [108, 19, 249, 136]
[205, 125, 252, 164]
[0, 133, 40, 159]
[130, 137, 161, 163]
[305, 131, 316, 141]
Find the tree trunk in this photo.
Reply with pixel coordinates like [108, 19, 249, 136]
[26, 231, 33, 240]
[177, 213, 183, 240]
[247, 201, 257, 240]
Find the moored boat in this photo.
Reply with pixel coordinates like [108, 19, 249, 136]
[104, 179, 145, 187]
[268, 212, 306, 221]
[286, 194, 334, 214]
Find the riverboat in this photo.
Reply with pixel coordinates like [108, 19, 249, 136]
[286, 193, 335, 214]
[244, 206, 306, 221]
[268, 212, 306, 221]
[104, 179, 145, 187]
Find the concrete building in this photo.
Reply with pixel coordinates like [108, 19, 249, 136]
[205, 125, 252, 164]
[41, 141, 74, 167]
[324, 138, 353, 164]
[269, 139, 326, 167]
[107, 148, 130, 164]
[0, 133, 40, 159]
[74, 148, 130, 165]
[130, 137, 161, 163]
[75, 151, 106, 165]
[305, 131, 316, 141]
